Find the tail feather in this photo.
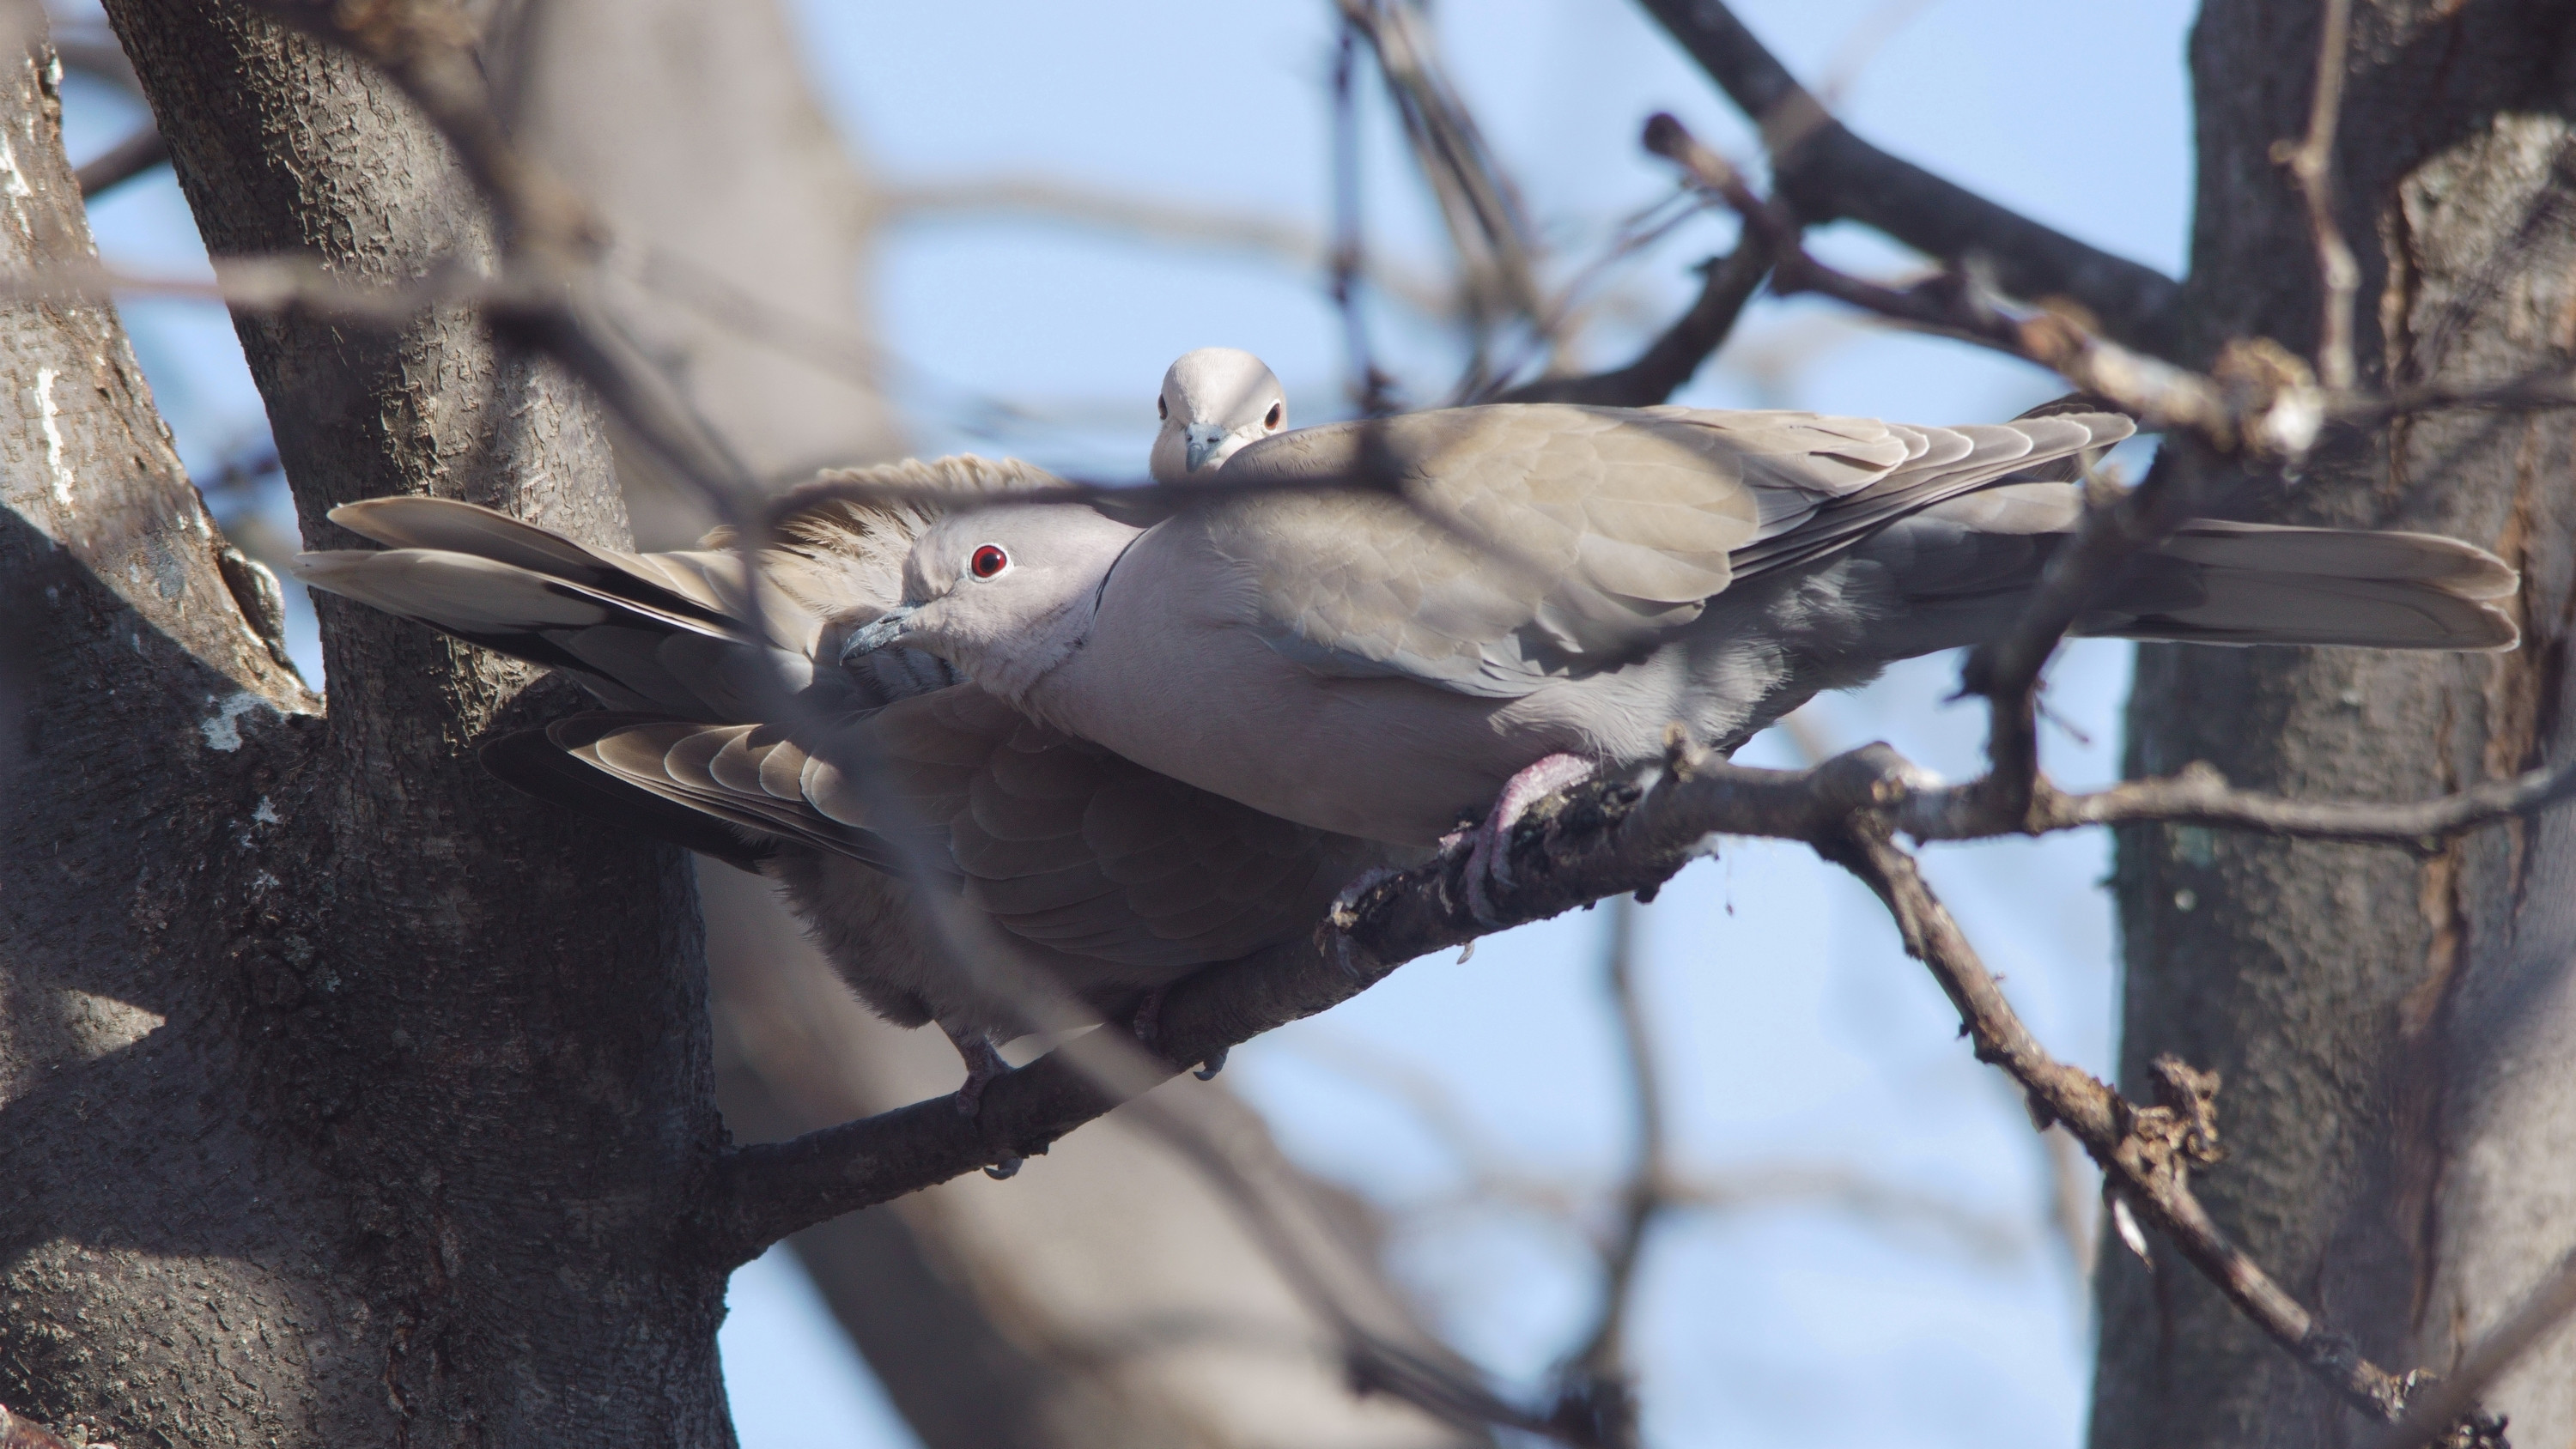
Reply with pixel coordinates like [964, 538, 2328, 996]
[2086, 521, 2518, 651]
[295, 473, 1032, 720]
[287, 543, 800, 717]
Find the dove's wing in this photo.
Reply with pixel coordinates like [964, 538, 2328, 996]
[562, 687, 1394, 970]
[1196, 403, 2131, 698]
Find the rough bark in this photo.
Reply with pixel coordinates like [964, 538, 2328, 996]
[3, 2, 732, 1441]
[2098, 3, 2576, 1446]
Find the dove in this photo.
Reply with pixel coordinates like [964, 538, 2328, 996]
[291, 458, 1404, 1109]
[1151, 347, 1289, 483]
[848, 351, 2519, 922]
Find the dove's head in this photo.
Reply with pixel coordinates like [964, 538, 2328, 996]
[841, 503, 1140, 701]
[1150, 348, 1287, 485]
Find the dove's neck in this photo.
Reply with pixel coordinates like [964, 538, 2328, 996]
[958, 604, 1087, 710]
[968, 593, 1099, 705]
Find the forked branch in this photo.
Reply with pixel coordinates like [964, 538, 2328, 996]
[1632, 0, 2189, 357]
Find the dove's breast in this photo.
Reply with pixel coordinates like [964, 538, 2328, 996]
[1042, 584, 1516, 844]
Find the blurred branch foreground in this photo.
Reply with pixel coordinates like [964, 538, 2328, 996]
[3, 1, 2576, 1447]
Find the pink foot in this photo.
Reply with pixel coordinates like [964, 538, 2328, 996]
[943, 1022, 1011, 1119]
[1460, 753, 1596, 926]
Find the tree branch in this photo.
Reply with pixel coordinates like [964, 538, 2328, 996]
[1631, 0, 2188, 358]
[1557, 895, 1658, 1446]
[73, 124, 167, 197]
[878, 175, 1456, 320]
[1639, 113, 2325, 462]
[2369, 1252, 2566, 1449]
[703, 733, 2575, 1285]
[1494, 239, 1772, 406]
[2271, 0, 2360, 392]
[1822, 829, 2418, 1421]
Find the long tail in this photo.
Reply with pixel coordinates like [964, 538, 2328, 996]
[2084, 518, 2517, 650]
[1856, 481, 2518, 656]
[287, 457, 1045, 717]
[289, 496, 793, 718]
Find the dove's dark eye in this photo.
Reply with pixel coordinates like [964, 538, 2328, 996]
[1265, 402, 1284, 429]
[1157, 395, 1169, 421]
[969, 543, 1010, 580]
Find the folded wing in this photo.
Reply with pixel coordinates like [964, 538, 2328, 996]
[1200, 403, 2134, 697]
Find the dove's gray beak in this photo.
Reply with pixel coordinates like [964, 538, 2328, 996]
[1183, 424, 1229, 473]
[839, 605, 917, 663]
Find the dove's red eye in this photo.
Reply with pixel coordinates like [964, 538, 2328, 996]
[969, 543, 1010, 579]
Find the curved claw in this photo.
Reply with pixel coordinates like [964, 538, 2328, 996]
[1461, 753, 1597, 927]
[944, 1023, 1012, 1119]
[1194, 1046, 1230, 1081]
[983, 1155, 1024, 1180]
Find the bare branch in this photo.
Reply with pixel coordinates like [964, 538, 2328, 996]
[878, 175, 1456, 319]
[2270, 0, 2361, 391]
[1638, 114, 2328, 460]
[1631, 0, 2188, 357]
[1495, 239, 1772, 406]
[704, 731, 2575, 1255]
[1339, 0, 1553, 399]
[2370, 1252, 2570, 1449]
[1329, 19, 1401, 416]
[74, 124, 167, 197]
[2338, 370, 2576, 425]
[1900, 751, 2576, 849]
[1564, 895, 1661, 1425]
[1826, 830, 2417, 1421]
[1120, 1093, 1600, 1445]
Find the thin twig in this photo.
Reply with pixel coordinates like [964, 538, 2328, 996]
[1121, 1092, 1608, 1446]
[1825, 829, 2414, 1420]
[1495, 237, 1773, 406]
[1631, 0, 2187, 357]
[2271, 0, 2360, 391]
[1639, 113, 2328, 462]
[1328, 19, 1400, 416]
[1558, 895, 1658, 1446]
[74, 124, 167, 197]
[2369, 1252, 2573, 1449]
[879, 175, 1455, 319]
[1338, 0, 1552, 400]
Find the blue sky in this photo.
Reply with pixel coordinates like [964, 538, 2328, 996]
[64, 0, 2200, 1443]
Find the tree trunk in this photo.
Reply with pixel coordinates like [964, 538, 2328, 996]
[3, 1, 735, 1440]
[2096, 3, 2576, 1446]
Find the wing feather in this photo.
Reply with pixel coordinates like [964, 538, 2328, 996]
[1205, 403, 2134, 696]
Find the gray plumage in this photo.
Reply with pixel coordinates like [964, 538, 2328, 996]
[861, 380, 2517, 862]
[292, 459, 1402, 1048]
